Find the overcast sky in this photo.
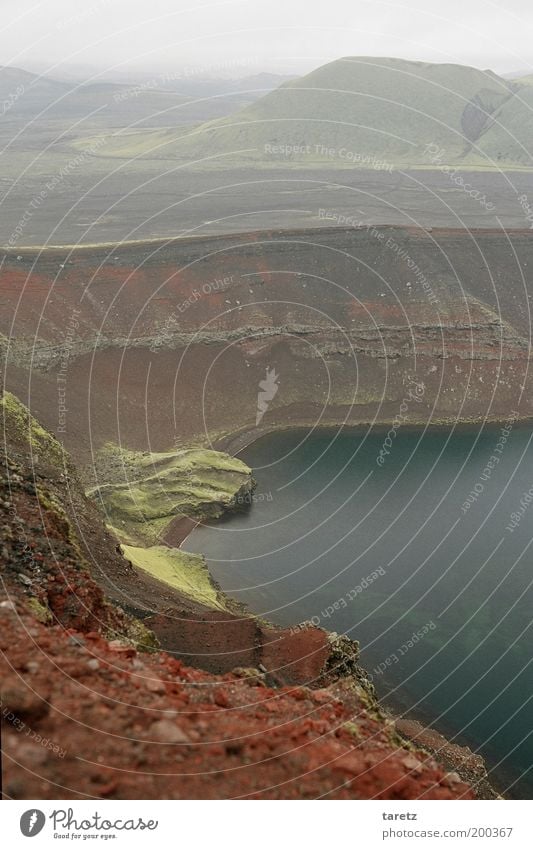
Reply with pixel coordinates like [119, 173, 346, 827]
[1, 0, 532, 80]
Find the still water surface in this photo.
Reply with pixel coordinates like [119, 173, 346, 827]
[185, 426, 533, 796]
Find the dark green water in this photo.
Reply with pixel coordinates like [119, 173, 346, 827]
[185, 425, 533, 797]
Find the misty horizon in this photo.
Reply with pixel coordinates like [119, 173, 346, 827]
[1, 55, 531, 89]
[1, 0, 532, 81]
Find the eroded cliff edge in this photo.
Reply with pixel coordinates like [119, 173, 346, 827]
[0, 225, 517, 798]
[1, 227, 532, 460]
[0, 392, 498, 799]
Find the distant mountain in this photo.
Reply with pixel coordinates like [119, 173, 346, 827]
[514, 74, 533, 86]
[83, 57, 533, 168]
[231, 72, 297, 91]
[502, 69, 533, 80]
[0, 66, 68, 109]
[150, 72, 295, 97]
[0, 66, 281, 127]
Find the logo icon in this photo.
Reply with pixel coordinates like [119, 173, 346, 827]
[20, 810, 46, 837]
[256, 367, 279, 425]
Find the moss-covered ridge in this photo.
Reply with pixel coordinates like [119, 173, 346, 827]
[121, 544, 229, 611]
[1, 391, 65, 466]
[87, 444, 253, 610]
[89, 444, 254, 546]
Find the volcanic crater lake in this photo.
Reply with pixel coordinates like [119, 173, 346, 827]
[185, 425, 533, 797]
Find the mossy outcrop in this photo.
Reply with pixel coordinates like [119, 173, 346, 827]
[87, 443, 254, 605]
[0, 391, 65, 466]
[121, 544, 230, 611]
[88, 444, 254, 546]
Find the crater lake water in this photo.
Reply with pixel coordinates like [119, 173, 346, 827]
[184, 426, 533, 797]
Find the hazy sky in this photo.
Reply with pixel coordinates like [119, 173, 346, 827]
[1, 0, 532, 79]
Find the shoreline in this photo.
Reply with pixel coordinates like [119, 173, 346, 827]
[177, 415, 529, 797]
[214, 415, 533, 457]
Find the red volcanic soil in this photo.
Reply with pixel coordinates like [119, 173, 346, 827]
[0, 399, 476, 800]
[0, 480, 473, 799]
[1, 611, 474, 800]
[3, 225, 533, 460]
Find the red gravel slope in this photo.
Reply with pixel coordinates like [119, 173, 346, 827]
[0, 393, 475, 800]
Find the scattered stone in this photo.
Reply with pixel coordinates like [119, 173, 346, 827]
[149, 720, 190, 744]
[108, 640, 136, 657]
[0, 678, 49, 722]
[17, 574, 32, 586]
[213, 689, 229, 708]
[5, 739, 49, 767]
[442, 771, 463, 787]
[145, 677, 166, 694]
[402, 753, 423, 773]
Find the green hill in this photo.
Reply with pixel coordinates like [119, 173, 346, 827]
[79, 57, 533, 169]
[473, 84, 533, 165]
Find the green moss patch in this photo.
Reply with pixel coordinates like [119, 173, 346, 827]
[1, 392, 65, 466]
[122, 544, 228, 610]
[26, 597, 53, 624]
[89, 445, 253, 546]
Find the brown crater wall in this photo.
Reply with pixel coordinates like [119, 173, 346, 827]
[2, 226, 532, 457]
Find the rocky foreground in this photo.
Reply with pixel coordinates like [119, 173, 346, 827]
[1, 606, 476, 800]
[0, 392, 494, 799]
